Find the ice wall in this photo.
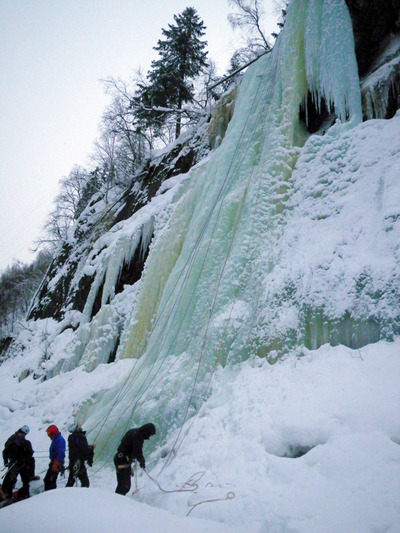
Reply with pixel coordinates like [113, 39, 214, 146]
[83, 0, 372, 457]
[119, 0, 361, 360]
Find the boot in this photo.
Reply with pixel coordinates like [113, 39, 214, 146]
[16, 485, 30, 500]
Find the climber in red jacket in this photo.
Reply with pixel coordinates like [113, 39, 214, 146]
[44, 425, 66, 491]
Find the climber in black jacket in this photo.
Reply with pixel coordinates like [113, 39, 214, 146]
[114, 423, 156, 495]
[1, 426, 37, 500]
[66, 420, 95, 488]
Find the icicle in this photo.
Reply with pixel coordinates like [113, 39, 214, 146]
[101, 231, 142, 307]
[305, 0, 323, 113]
[78, 305, 120, 372]
[362, 55, 400, 119]
[140, 216, 155, 259]
[81, 267, 107, 324]
[304, 0, 362, 122]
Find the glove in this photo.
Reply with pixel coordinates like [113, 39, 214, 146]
[139, 459, 145, 469]
[4, 460, 9, 467]
[87, 459, 93, 467]
[51, 460, 59, 472]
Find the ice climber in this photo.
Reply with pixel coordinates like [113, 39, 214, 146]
[65, 420, 95, 488]
[114, 423, 156, 495]
[0, 425, 38, 501]
[44, 424, 66, 491]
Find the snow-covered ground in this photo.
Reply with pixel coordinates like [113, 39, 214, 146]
[0, 488, 242, 533]
[1, 340, 399, 532]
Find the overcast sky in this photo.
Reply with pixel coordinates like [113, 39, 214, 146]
[0, 0, 278, 273]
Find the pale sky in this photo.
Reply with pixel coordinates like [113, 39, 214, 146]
[0, 0, 278, 273]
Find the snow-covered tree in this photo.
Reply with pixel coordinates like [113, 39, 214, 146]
[228, 0, 271, 52]
[37, 166, 91, 250]
[0, 251, 51, 341]
[134, 7, 208, 139]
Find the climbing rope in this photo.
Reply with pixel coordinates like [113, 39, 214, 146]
[186, 491, 235, 517]
[143, 469, 203, 494]
[88, 61, 272, 478]
[140, 468, 235, 518]
[160, 74, 271, 471]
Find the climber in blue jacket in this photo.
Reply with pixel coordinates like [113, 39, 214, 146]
[44, 425, 66, 491]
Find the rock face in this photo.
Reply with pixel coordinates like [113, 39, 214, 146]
[345, 0, 400, 75]
[28, 120, 211, 322]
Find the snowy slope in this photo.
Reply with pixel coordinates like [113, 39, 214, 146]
[1, 341, 399, 532]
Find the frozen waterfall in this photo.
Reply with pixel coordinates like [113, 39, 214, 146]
[79, 0, 383, 460]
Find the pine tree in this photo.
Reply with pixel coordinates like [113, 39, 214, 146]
[135, 7, 208, 140]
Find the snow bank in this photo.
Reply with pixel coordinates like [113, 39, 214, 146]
[0, 488, 242, 533]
